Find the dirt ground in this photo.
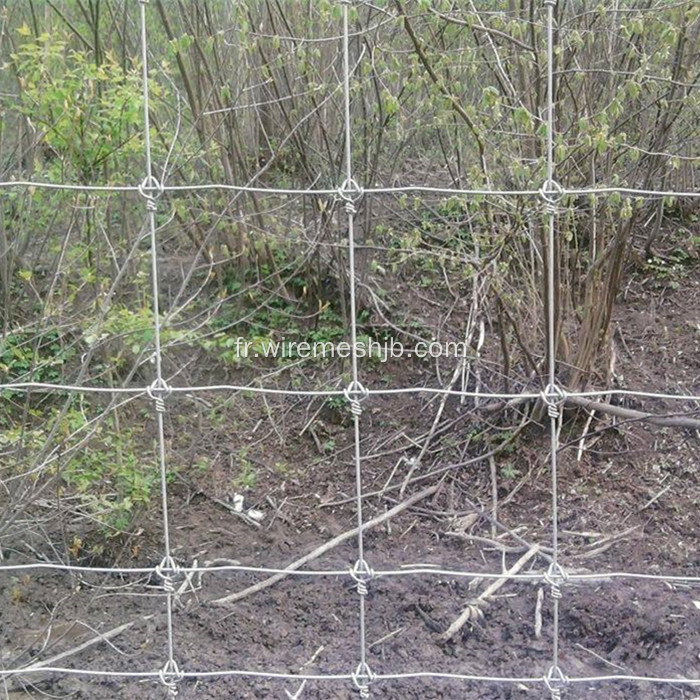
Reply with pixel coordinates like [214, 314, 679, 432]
[2, 265, 700, 699]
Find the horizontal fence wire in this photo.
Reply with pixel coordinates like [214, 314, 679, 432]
[0, 666, 698, 688]
[2, 561, 700, 584]
[3, 382, 700, 403]
[1, 0, 699, 696]
[1, 179, 699, 199]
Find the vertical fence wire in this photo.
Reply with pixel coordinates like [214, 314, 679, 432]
[2, 1, 700, 697]
[541, 1, 567, 697]
[339, 1, 374, 697]
[137, 0, 181, 695]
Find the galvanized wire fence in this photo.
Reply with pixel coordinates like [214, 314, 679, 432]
[1, 0, 699, 697]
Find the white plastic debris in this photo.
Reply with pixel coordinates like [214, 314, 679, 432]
[231, 493, 245, 513]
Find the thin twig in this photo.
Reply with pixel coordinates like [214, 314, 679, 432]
[440, 545, 541, 641]
[212, 484, 439, 607]
[9, 620, 135, 683]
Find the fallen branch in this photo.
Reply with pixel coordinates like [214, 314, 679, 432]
[480, 394, 700, 430]
[211, 484, 440, 607]
[534, 586, 544, 639]
[444, 531, 551, 555]
[565, 396, 700, 430]
[571, 524, 641, 560]
[439, 544, 540, 642]
[5, 619, 135, 689]
[574, 642, 627, 673]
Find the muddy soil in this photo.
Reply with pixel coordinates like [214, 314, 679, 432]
[2, 270, 700, 699]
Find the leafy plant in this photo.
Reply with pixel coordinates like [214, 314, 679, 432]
[642, 252, 693, 290]
[232, 449, 258, 490]
[0, 331, 75, 393]
[13, 30, 146, 182]
[84, 306, 184, 372]
[59, 410, 157, 534]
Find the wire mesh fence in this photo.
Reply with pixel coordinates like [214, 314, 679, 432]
[1, 0, 699, 697]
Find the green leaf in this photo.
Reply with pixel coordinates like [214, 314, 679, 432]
[514, 106, 533, 131]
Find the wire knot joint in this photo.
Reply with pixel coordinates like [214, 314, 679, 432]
[350, 559, 374, 596]
[351, 661, 375, 698]
[344, 381, 368, 418]
[138, 175, 164, 211]
[148, 378, 172, 413]
[540, 383, 566, 419]
[539, 178, 564, 214]
[543, 562, 568, 599]
[155, 555, 182, 594]
[338, 178, 364, 215]
[544, 664, 568, 699]
[158, 658, 184, 697]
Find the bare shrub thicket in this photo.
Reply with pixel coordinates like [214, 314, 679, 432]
[0, 0, 698, 582]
